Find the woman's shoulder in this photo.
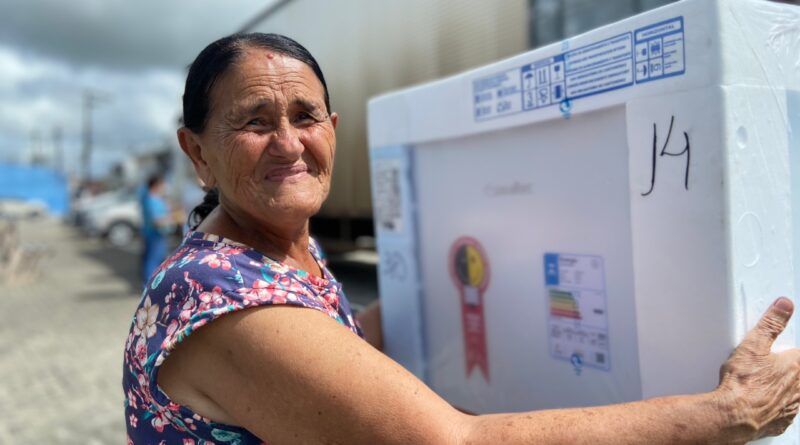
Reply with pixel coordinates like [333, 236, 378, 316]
[145, 231, 329, 306]
[146, 232, 262, 297]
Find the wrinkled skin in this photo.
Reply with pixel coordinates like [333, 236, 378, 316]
[178, 49, 338, 265]
[717, 298, 800, 443]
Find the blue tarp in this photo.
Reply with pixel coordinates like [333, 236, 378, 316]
[0, 163, 69, 216]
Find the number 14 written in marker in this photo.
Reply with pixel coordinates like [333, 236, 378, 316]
[641, 115, 691, 197]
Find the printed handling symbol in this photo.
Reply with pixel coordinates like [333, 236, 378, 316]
[523, 71, 534, 90]
[559, 98, 572, 120]
[553, 85, 562, 100]
[559, 98, 572, 113]
[570, 353, 583, 376]
[538, 88, 548, 102]
[650, 39, 661, 57]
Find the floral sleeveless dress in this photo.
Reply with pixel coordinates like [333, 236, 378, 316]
[122, 232, 363, 444]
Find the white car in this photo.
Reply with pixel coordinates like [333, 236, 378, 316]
[0, 199, 47, 220]
[81, 194, 142, 247]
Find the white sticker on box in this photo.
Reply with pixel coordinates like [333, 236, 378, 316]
[473, 16, 685, 121]
[544, 253, 611, 373]
[373, 158, 404, 233]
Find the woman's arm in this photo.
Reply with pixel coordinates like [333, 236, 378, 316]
[159, 298, 800, 445]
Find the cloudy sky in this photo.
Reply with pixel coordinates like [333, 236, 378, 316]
[0, 0, 274, 177]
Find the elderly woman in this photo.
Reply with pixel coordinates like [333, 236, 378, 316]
[123, 33, 800, 444]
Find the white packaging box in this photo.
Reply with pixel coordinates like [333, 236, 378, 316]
[368, 0, 800, 442]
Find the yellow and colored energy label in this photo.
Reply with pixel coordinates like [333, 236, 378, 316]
[549, 289, 582, 320]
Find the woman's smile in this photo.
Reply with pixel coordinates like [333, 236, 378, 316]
[264, 163, 311, 183]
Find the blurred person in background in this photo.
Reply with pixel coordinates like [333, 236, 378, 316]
[139, 174, 171, 284]
[123, 33, 800, 444]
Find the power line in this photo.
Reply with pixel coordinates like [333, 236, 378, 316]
[81, 89, 111, 183]
[237, 0, 295, 33]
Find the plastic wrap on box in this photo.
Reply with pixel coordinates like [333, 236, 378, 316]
[369, 0, 800, 442]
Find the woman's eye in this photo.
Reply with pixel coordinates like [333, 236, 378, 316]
[294, 112, 317, 124]
[241, 118, 271, 131]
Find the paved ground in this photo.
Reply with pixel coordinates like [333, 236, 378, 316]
[0, 218, 377, 444]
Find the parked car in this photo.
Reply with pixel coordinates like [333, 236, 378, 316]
[0, 199, 47, 220]
[79, 191, 142, 247]
[69, 189, 128, 227]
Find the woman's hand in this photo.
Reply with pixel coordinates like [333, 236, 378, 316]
[716, 297, 800, 443]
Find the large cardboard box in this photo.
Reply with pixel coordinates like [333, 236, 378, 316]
[368, 0, 800, 442]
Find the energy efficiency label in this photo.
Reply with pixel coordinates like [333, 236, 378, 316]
[544, 253, 610, 373]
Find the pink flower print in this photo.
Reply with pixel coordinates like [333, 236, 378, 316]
[200, 253, 231, 270]
[237, 279, 273, 304]
[166, 403, 179, 416]
[271, 288, 288, 304]
[151, 410, 169, 433]
[162, 320, 180, 350]
[324, 292, 337, 305]
[183, 417, 197, 431]
[264, 260, 288, 273]
[183, 272, 203, 294]
[218, 246, 245, 256]
[125, 331, 134, 350]
[127, 436, 134, 445]
[137, 373, 149, 391]
[179, 298, 197, 322]
[134, 296, 160, 338]
[183, 439, 196, 445]
[129, 413, 138, 428]
[198, 286, 225, 309]
[127, 389, 137, 407]
[191, 318, 209, 331]
[134, 336, 147, 365]
[166, 319, 179, 338]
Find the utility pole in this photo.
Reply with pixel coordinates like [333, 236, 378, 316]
[29, 129, 43, 165]
[81, 90, 109, 183]
[52, 125, 64, 175]
[81, 91, 95, 182]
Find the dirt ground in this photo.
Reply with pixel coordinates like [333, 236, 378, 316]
[0, 217, 377, 444]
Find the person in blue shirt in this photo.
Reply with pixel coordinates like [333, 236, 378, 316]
[140, 174, 170, 284]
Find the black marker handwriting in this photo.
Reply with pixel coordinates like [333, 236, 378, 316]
[642, 115, 691, 197]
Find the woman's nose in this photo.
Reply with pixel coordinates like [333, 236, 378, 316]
[267, 122, 304, 159]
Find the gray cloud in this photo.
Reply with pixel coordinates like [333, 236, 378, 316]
[0, 0, 269, 71]
[0, 0, 273, 176]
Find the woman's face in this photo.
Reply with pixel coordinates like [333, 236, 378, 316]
[183, 48, 337, 226]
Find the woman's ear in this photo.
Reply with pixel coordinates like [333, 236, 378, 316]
[330, 112, 339, 130]
[177, 127, 216, 189]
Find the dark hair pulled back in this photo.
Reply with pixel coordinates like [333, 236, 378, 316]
[183, 33, 331, 229]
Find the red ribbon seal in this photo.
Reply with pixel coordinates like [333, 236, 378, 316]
[449, 236, 490, 382]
